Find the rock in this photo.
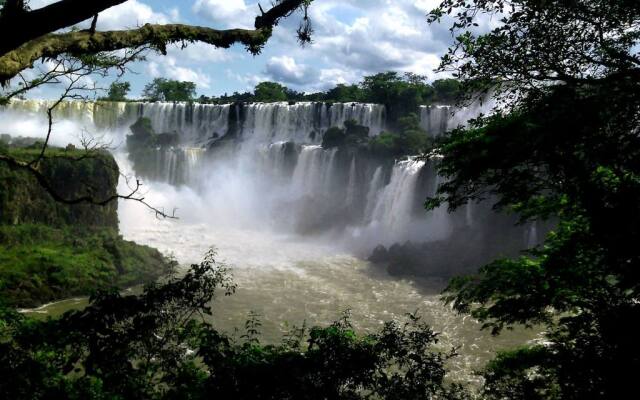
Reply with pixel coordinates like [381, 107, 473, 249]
[368, 245, 389, 263]
[157, 132, 180, 147]
[129, 116, 155, 138]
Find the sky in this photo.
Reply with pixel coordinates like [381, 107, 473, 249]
[22, 0, 470, 98]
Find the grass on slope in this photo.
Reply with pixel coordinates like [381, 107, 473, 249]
[0, 224, 175, 308]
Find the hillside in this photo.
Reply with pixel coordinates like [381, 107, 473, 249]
[0, 140, 174, 307]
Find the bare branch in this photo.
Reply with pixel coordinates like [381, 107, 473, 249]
[0, 153, 178, 218]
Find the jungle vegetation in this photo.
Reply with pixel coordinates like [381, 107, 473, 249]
[426, 0, 640, 398]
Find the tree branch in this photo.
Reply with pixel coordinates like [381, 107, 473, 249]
[0, 0, 309, 84]
[90, 14, 99, 35]
[0, 24, 272, 84]
[0, 0, 127, 56]
[254, 0, 305, 29]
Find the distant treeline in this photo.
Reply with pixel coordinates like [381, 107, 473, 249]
[198, 72, 461, 107]
[107, 72, 461, 107]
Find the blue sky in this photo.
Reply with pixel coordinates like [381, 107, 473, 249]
[22, 0, 469, 98]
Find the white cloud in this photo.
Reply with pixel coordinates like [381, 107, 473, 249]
[262, 0, 457, 89]
[167, 42, 234, 63]
[146, 56, 212, 89]
[23, 1, 494, 95]
[317, 68, 359, 89]
[226, 70, 267, 91]
[265, 56, 316, 85]
[28, 0, 174, 30]
[147, 61, 161, 78]
[315, 3, 447, 72]
[192, 0, 253, 28]
[168, 7, 181, 21]
[94, 0, 172, 30]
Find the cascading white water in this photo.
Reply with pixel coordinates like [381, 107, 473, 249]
[111, 101, 384, 145]
[465, 202, 474, 227]
[526, 221, 539, 248]
[369, 159, 428, 242]
[420, 95, 499, 136]
[129, 102, 232, 143]
[289, 145, 327, 196]
[241, 102, 384, 143]
[419, 105, 452, 136]
[346, 158, 453, 250]
[345, 156, 358, 206]
[7, 99, 131, 130]
[364, 166, 384, 223]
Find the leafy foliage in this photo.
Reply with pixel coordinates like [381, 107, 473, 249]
[433, 84, 640, 398]
[320, 126, 347, 149]
[324, 83, 363, 103]
[142, 78, 196, 102]
[0, 144, 119, 228]
[125, 117, 183, 183]
[321, 119, 370, 149]
[253, 81, 288, 102]
[427, 0, 640, 398]
[0, 251, 470, 400]
[321, 114, 430, 159]
[428, 0, 640, 100]
[368, 113, 430, 157]
[104, 81, 131, 101]
[0, 224, 174, 308]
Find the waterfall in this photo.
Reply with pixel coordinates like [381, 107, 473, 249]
[97, 101, 384, 144]
[241, 102, 385, 143]
[3, 98, 465, 252]
[260, 141, 292, 183]
[345, 156, 357, 206]
[369, 159, 425, 233]
[130, 146, 205, 186]
[290, 145, 326, 196]
[322, 148, 338, 191]
[465, 202, 474, 227]
[7, 99, 131, 130]
[7, 99, 385, 143]
[525, 221, 538, 248]
[364, 166, 384, 222]
[419, 105, 452, 137]
[126, 102, 231, 144]
[419, 96, 498, 137]
[350, 158, 446, 247]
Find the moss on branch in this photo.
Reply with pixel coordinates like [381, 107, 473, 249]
[0, 24, 273, 83]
